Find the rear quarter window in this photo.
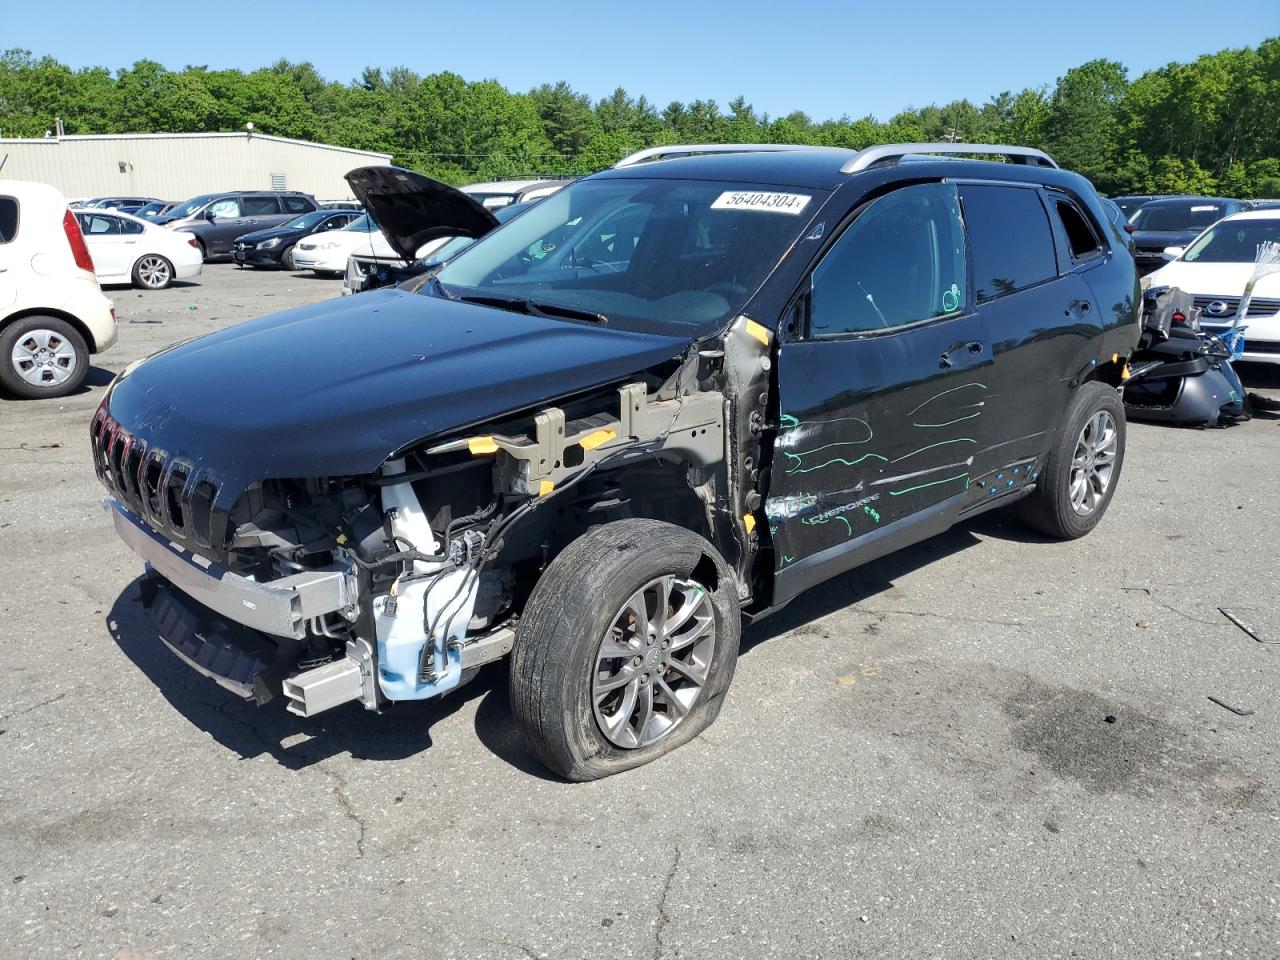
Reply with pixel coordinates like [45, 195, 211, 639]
[0, 197, 16, 243]
[959, 184, 1057, 301]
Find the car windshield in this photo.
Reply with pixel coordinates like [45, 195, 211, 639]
[1131, 202, 1226, 231]
[135, 202, 166, 216]
[434, 177, 825, 337]
[167, 195, 217, 219]
[1182, 219, 1280, 263]
[343, 215, 377, 232]
[284, 211, 333, 230]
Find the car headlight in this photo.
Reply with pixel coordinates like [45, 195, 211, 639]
[260, 237, 282, 249]
[317, 242, 341, 250]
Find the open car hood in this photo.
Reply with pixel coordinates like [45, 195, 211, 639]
[345, 166, 499, 263]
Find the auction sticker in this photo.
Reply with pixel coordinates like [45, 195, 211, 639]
[712, 191, 812, 215]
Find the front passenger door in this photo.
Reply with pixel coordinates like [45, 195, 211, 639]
[204, 197, 242, 255]
[768, 181, 993, 601]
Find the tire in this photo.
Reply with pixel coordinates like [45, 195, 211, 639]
[132, 254, 173, 290]
[0, 316, 90, 399]
[1017, 381, 1126, 539]
[510, 518, 741, 781]
[281, 245, 296, 270]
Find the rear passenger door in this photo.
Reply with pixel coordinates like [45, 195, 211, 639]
[957, 182, 1097, 473]
[76, 212, 130, 280]
[238, 195, 285, 232]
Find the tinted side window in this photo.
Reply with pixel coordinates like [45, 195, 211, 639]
[241, 196, 282, 216]
[1053, 199, 1101, 260]
[283, 196, 312, 214]
[0, 197, 16, 243]
[79, 213, 122, 235]
[959, 185, 1057, 302]
[809, 182, 968, 337]
[120, 218, 144, 235]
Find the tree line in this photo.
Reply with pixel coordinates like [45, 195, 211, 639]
[1, 39, 1278, 197]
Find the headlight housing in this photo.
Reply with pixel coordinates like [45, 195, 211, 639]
[318, 241, 341, 250]
[260, 237, 282, 249]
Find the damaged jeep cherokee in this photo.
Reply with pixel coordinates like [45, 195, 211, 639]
[93, 143, 1140, 780]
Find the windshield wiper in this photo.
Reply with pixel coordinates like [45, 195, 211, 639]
[456, 293, 608, 326]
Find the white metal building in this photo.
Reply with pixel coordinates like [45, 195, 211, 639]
[0, 132, 393, 202]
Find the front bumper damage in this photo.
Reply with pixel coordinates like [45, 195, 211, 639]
[109, 497, 514, 716]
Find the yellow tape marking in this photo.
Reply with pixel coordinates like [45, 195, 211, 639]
[580, 428, 616, 451]
[538, 480, 555, 497]
[468, 436, 499, 455]
[744, 319, 770, 346]
[743, 513, 756, 534]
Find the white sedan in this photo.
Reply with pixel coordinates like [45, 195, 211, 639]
[74, 209, 203, 290]
[1146, 210, 1280, 364]
[291, 214, 400, 275]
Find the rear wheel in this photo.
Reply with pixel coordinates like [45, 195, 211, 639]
[1017, 381, 1126, 539]
[132, 254, 173, 290]
[510, 519, 740, 781]
[0, 316, 89, 399]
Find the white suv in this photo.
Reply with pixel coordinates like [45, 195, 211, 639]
[0, 180, 117, 398]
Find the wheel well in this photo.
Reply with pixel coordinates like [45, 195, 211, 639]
[1086, 357, 1126, 389]
[0, 308, 99, 352]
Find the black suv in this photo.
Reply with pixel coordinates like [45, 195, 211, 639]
[233, 208, 363, 269]
[93, 143, 1139, 780]
[155, 191, 318, 260]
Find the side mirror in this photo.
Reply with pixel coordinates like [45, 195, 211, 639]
[1162, 246, 1184, 261]
[205, 208, 218, 221]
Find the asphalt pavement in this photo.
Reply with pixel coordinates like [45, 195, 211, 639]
[2, 264, 1278, 959]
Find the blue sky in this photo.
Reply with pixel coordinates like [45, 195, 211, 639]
[8, 1, 1277, 121]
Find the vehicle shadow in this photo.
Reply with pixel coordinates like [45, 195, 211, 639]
[0, 365, 115, 402]
[104, 508, 1013, 779]
[105, 578, 496, 771]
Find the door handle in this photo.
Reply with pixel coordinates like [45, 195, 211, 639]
[1066, 299, 1092, 315]
[940, 341, 984, 368]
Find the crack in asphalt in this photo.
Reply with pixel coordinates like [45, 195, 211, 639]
[318, 763, 367, 860]
[653, 844, 682, 960]
[853, 607, 1024, 628]
[0, 690, 69, 721]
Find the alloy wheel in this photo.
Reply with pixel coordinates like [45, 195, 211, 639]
[1069, 410, 1117, 515]
[11, 329, 78, 387]
[137, 256, 172, 289]
[592, 575, 716, 749]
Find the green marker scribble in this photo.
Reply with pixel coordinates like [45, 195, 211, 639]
[906, 382, 988, 418]
[913, 411, 982, 428]
[785, 451, 888, 474]
[887, 472, 970, 497]
[778, 554, 797, 569]
[864, 506, 880, 523]
[890, 437, 976, 463]
[779, 414, 800, 431]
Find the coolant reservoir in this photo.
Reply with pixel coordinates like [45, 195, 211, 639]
[374, 459, 476, 700]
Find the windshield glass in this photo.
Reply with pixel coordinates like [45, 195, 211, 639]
[343, 214, 377, 232]
[284, 211, 333, 231]
[167, 194, 217, 219]
[135, 202, 166, 216]
[1131, 202, 1225, 231]
[1183, 219, 1280, 263]
[434, 177, 824, 336]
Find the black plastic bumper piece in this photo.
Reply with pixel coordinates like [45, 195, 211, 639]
[140, 574, 293, 704]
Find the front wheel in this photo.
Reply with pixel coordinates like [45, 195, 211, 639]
[0, 316, 89, 399]
[1017, 381, 1126, 539]
[510, 519, 741, 781]
[281, 244, 296, 270]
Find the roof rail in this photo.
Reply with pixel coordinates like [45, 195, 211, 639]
[841, 143, 1057, 173]
[613, 143, 828, 168]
